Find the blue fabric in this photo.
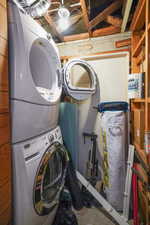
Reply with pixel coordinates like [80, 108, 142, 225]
[98, 101, 128, 113]
[59, 103, 78, 168]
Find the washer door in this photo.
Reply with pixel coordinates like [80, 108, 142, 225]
[33, 142, 68, 216]
[63, 59, 97, 101]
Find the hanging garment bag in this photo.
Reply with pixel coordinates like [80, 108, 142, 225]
[98, 102, 128, 211]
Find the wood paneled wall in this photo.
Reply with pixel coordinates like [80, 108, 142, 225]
[0, 0, 11, 224]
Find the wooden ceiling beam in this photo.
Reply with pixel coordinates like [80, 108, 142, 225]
[130, 0, 146, 31]
[121, 0, 133, 32]
[63, 26, 120, 42]
[44, 14, 64, 42]
[64, 32, 89, 42]
[115, 38, 131, 48]
[89, 0, 123, 30]
[105, 15, 122, 28]
[79, 0, 92, 36]
[92, 26, 121, 38]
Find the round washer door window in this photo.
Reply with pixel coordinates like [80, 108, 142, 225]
[33, 142, 68, 215]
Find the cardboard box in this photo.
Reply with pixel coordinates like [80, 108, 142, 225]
[134, 109, 145, 148]
[128, 73, 145, 99]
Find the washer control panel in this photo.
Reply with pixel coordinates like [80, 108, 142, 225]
[48, 126, 62, 144]
[48, 134, 55, 142]
[23, 126, 63, 159]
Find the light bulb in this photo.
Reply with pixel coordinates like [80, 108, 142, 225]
[58, 6, 70, 18]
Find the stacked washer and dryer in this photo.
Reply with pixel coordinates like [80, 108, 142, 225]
[8, 2, 68, 225]
[8, 1, 98, 225]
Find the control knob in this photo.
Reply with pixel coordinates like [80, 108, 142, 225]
[49, 134, 54, 142]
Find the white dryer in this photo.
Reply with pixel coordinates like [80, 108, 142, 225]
[8, 1, 62, 143]
[12, 126, 68, 225]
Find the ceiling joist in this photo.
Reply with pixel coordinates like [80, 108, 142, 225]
[115, 38, 131, 48]
[79, 0, 92, 36]
[64, 32, 89, 42]
[34, 0, 136, 43]
[105, 15, 122, 28]
[92, 25, 120, 37]
[89, 0, 123, 30]
[63, 25, 120, 42]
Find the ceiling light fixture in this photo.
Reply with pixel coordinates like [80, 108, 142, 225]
[58, 0, 70, 18]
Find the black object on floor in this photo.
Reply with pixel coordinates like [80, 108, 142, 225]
[81, 185, 102, 208]
[52, 189, 79, 225]
[65, 159, 83, 210]
[81, 186, 93, 208]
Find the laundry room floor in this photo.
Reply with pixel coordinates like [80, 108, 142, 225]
[75, 207, 116, 225]
[75, 207, 133, 225]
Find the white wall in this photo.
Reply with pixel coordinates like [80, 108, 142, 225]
[58, 33, 130, 174]
[84, 52, 129, 102]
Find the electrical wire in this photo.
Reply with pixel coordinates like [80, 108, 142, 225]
[88, 0, 91, 17]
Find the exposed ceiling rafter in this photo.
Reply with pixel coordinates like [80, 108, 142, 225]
[115, 38, 131, 48]
[92, 25, 120, 37]
[79, 0, 92, 36]
[33, 0, 137, 43]
[89, 0, 123, 30]
[63, 25, 120, 42]
[64, 32, 89, 42]
[105, 15, 122, 28]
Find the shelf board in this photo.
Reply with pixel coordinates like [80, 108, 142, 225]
[132, 32, 145, 57]
[132, 98, 145, 103]
[130, 0, 146, 31]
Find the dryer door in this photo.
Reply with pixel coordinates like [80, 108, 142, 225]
[63, 59, 97, 101]
[33, 142, 68, 216]
[29, 37, 62, 104]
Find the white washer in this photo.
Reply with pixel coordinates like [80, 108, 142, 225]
[12, 126, 68, 225]
[8, 1, 62, 143]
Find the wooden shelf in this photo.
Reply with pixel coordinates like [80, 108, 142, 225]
[132, 98, 145, 103]
[131, 0, 150, 222]
[132, 32, 145, 57]
[130, 0, 146, 31]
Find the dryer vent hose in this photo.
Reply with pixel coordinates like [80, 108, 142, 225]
[15, 0, 51, 18]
